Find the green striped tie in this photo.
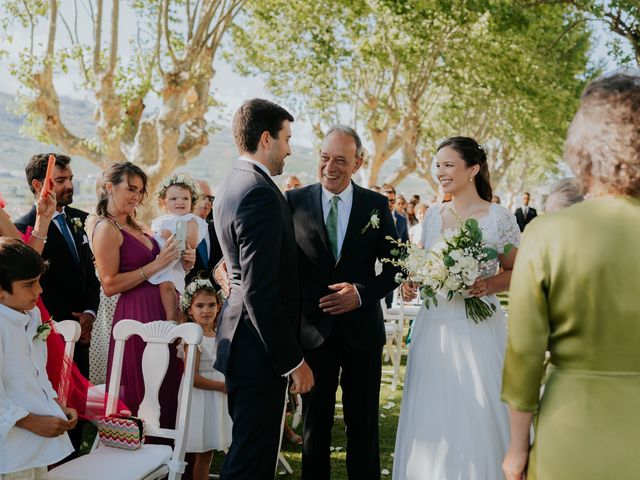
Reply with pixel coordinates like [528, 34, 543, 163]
[326, 195, 340, 259]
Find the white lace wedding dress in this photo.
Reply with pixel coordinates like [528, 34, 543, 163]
[393, 203, 521, 480]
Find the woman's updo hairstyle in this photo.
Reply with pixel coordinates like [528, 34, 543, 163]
[96, 161, 148, 229]
[437, 136, 493, 202]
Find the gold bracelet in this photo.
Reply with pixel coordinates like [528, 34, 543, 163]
[31, 230, 48, 242]
[139, 267, 148, 281]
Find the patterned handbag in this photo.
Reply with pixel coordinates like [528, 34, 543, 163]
[96, 411, 146, 450]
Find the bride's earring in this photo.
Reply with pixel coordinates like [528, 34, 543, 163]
[469, 177, 474, 183]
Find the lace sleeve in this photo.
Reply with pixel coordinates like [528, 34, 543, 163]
[495, 205, 521, 249]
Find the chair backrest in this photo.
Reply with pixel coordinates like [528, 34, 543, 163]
[106, 320, 203, 461]
[54, 320, 81, 407]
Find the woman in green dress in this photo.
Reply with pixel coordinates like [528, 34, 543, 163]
[501, 73, 640, 480]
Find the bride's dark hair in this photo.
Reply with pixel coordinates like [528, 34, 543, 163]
[437, 136, 493, 202]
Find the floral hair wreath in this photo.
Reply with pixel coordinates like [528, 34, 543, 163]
[156, 173, 200, 207]
[180, 278, 220, 313]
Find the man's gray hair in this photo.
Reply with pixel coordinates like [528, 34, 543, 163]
[325, 125, 364, 158]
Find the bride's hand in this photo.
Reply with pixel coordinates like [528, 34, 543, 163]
[401, 281, 418, 302]
[468, 278, 490, 297]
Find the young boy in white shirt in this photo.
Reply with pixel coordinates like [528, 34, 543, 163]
[0, 238, 77, 479]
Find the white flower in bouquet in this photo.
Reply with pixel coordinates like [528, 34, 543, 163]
[383, 218, 514, 323]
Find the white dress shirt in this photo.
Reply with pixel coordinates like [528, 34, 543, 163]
[321, 182, 354, 258]
[239, 156, 273, 178]
[0, 304, 74, 474]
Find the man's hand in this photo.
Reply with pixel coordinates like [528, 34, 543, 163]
[319, 283, 360, 315]
[61, 407, 78, 430]
[214, 260, 230, 296]
[401, 281, 418, 302]
[15, 413, 72, 437]
[290, 360, 314, 394]
[72, 312, 94, 344]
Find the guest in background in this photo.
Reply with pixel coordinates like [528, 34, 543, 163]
[405, 202, 418, 227]
[410, 194, 420, 205]
[188, 179, 223, 287]
[283, 174, 303, 191]
[395, 193, 408, 218]
[492, 195, 501, 204]
[409, 203, 428, 247]
[545, 177, 584, 213]
[195, 179, 214, 224]
[370, 185, 381, 193]
[381, 184, 409, 243]
[514, 192, 537, 231]
[502, 73, 640, 480]
[381, 184, 409, 308]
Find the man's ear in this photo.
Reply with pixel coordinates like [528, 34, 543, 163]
[259, 130, 272, 150]
[353, 155, 364, 173]
[32, 179, 43, 194]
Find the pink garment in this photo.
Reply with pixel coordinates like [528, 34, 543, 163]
[105, 229, 183, 429]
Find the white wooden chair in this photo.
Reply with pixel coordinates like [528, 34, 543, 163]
[382, 292, 420, 390]
[382, 294, 406, 390]
[52, 320, 81, 408]
[47, 320, 203, 480]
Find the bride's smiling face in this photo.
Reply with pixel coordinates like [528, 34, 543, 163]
[435, 146, 478, 196]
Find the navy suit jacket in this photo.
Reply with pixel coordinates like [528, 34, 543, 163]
[212, 160, 303, 377]
[393, 210, 410, 243]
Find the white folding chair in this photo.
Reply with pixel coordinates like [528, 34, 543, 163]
[47, 320, 203, 480]
[52, 320, 81, 408]
[382, 292, 405, 390]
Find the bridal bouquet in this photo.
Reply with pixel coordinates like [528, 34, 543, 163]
[384, 218, 512, 323]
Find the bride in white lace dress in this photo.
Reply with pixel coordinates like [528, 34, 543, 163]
[393, 137, 521, 480]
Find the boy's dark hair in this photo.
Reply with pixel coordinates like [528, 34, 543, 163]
[25, 153, 71, 194]
[232, 98, 294, 154]
[0, 238, 47, 293]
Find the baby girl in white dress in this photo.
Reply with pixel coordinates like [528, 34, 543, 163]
[149, 174, 208, 320]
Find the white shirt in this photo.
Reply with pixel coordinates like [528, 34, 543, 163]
[52, 208, 79, 255]
[321, 182, 354, 258]
[239, 156, 272, 178]
[0, 304, 74, 474]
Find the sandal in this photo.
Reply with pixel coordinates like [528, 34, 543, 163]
[284, 427, 303, 446]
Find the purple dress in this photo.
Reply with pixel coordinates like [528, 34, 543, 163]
[106, 228, 182, 429]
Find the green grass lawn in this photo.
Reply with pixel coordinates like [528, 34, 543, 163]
[208, 361, 406, 479]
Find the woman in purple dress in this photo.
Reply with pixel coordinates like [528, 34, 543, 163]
[86, 162, 196, 428]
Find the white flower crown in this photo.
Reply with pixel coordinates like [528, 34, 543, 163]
[156, 173, 200, 203]
[179, 278, 217, 312]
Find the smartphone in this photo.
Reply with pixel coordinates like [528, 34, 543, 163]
[175, 219, 187, 252]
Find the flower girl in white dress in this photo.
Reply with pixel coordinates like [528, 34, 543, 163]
[393, 137, 520, 480]
[179, 279, 233, 480]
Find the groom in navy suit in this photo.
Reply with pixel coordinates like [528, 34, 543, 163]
[285, 126, 399, 479]
[213, 99, 314, 479]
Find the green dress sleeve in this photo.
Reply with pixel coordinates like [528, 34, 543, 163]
[501, 223, 550, 412]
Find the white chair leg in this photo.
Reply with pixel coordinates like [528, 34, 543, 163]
[277, 453, 293, 474]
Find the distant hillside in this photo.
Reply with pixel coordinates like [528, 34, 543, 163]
[0, 92, 431, 217]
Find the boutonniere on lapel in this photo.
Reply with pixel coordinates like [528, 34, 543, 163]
[70, 217, 84, 232]
[34, 320, 53, 341]
[361, 209, 381, 234]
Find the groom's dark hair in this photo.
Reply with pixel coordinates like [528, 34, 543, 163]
[233, 98, 294, 154]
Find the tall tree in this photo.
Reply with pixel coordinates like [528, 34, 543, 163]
[229, 0, 591, 194]
[2, 0, 246, 217]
